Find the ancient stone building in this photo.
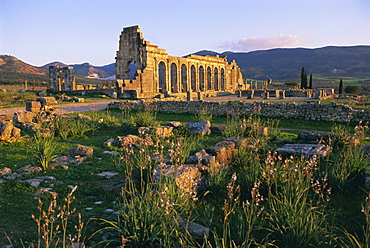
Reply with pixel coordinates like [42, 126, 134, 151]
[49, 66, 76, 91]
[115, 25, 243, 98]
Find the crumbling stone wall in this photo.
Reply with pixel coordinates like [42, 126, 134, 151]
[49, 66, 76, 91]
[115, 25, 243, 98]
[108, 100, 370, 123]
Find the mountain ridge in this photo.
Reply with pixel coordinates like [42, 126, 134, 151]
[1, 45, 370, 82]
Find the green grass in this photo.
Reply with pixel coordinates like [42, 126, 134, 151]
[0, 109, 370, 247]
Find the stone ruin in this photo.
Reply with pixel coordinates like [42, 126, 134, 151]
[115, 25, 243, 99]
[49, 66, 76, 91]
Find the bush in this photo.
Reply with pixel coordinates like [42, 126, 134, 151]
[345, 85, 362, 94]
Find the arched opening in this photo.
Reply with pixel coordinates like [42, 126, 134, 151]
[221, 68, 225, 91]
[214, 68, 219, 91]
[191, 65, 196, 92]
[199, 66, 205, 91]
[181, 64, 187, 92]
[170, 63, 178, 93]
[128, 61, 137, 80]
[158, 61, 166, 93]
[207, 67, 212, 90]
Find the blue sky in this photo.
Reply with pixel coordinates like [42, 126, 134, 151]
[1, 0, 370, 66]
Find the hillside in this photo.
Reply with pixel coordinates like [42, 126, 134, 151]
[193, 45, 370, 80]
[43, 62, 115, 79]
[0, 55, 47, 75]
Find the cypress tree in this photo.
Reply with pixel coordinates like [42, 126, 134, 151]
[308, 73, 313, 89]
[301, 67, 305, 89]
[339, 79, 344, 94]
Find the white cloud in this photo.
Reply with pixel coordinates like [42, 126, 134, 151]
[218, 34, 306, 52]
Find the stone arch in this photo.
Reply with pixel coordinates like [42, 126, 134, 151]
[158, 61, 167, 93]
[181, 64, 187, 92]
[207, 67, 212, 90]
[221, 68, 225, 91]
[170, 63, 178, 93]
[214, 67, 219, 91]
[191, 65, 196, 92]
[199, 66, 205, 91]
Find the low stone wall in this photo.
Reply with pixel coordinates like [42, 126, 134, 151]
[108, 100, 370, 122]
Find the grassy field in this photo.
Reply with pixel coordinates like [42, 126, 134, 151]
[0, 108, 369, 247]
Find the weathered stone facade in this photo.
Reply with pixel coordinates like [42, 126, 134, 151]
[115, 25, 243, 98]
[49, 66, 76, 91]
[108, 100, 370, 123]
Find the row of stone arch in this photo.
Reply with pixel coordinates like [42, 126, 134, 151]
[158, 62, 226, 93]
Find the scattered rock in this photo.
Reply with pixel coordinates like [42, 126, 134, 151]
[97, 171, 119, 178]
[186, 120, 211, 136]
[102, 150, 120, 155]
[0, 120, 21, 141]
[210, 124, 226, 134]
[77, 113, 92, 120]
[0, 167, 12, 176]
[138, 126, 173, 138]
[103, 138, 115, 147]
[276, 144, 332, 158]
[17, 165, 43, 173]
[68, 145, 94, 157]
[12, 111, 36, 124]
[36, 97, 57, 106]
[179, 218, 209, 239]
[165, 121, 182, 128]
[205, 140, 236, 165]
[114, 134, 153, 147]
[24, 179, 42, 188]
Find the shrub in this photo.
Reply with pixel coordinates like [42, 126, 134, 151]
[345, 85, 362, 94]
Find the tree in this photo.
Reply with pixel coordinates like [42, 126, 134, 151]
[300, 67, 308, 89]
[308, 73, 313, 89]
[344, 85, 361, 94]
[339, 79, 344, 94]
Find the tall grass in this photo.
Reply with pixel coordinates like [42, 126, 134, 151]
[30, 133, 58, 170]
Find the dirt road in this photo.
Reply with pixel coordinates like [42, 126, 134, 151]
[0, 95, 311, 116]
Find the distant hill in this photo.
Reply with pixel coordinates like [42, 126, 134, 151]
[0, 55, 47, 75]
[43, 62, 115, 79]
[192, 45, 370, 80]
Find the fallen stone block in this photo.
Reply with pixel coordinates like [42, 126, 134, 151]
[138, 126, 173, 138]
[13, 111, 36, 124]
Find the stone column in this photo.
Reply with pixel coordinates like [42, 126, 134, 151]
[197, 92, 203, 101]
[279, 90, 286, 99]
[187, 91, 192, 101]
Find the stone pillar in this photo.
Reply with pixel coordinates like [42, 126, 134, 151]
[279, 90, 286, 99]
[187, 91, 192, 101]
[255, 81, 258, 89]
[238, 90, 242, 97]
[265, 91, 270, 99]
[197, 92, 203, 101]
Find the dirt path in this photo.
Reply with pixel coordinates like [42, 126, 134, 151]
[0, 99, 116, 115]
[0, 95, 312, 116]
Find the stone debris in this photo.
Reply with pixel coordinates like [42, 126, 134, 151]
[12, 111, 36, 124]
[138, 126, 173, 138]
[297, 131, 330, 143]
[186, 120, 211, 136]
[205, 140, 236, 165]
[68, 145, 94, 157]
[102, 150, 120, 155]
[0, 120, 21, 141]
[97, 171, 119, 178]
[276, 144, 332, 158]
[178, 218, 209, 239]
[113, 134, 153, 148]
[0, 167, 12, 176]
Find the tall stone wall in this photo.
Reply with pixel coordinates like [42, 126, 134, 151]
[108, 100, 370, 123]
